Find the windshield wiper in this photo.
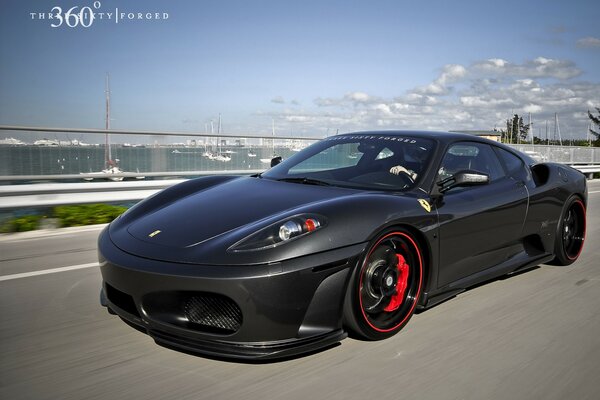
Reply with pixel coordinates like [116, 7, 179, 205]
[277, 177, 332, 186]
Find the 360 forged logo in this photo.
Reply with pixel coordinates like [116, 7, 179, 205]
[29, 1, 169, 28]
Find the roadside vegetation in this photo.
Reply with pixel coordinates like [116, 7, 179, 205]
[0, 204, 128, 233]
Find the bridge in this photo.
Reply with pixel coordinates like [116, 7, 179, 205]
[0, 125, 599, 209]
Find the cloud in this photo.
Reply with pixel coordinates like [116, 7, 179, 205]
[347, 92, 370, 102]
[523, 104, 543, 113]
[415, 64, 467, 95]
[259, 57, 598, 138]
[472, 57, 581, 80]
[271, 96, 285, 104]
[314, 91, 379, 107]
[576, 36, 600, 48]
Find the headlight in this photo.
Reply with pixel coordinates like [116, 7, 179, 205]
[229, 214, 325, 252]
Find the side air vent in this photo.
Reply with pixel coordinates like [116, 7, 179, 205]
[530, 164, 550, 187]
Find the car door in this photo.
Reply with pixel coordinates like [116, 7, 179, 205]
[435, 141, 528, 287]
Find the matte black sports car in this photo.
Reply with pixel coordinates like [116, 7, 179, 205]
[99, 131, 587, 360]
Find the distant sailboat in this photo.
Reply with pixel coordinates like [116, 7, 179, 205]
[214, 154, 232, 162]
[82, 74, 129, 181]
[214, 114, 231, 162]
[203, 150, 216, 159]
[260, 119, 277, 164]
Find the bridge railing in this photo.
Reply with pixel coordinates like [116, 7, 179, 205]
[1, 126, 598, 185]
[508, 144, 600, 165]
[0, 125, 319, 182]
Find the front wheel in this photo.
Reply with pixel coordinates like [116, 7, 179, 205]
[343, 229, 424, 340]
[550, 196, 586, 266]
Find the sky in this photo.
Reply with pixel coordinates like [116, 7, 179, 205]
[1, 0, 599, 139]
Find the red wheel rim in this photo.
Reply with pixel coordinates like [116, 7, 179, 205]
[358, 232, 423, 333]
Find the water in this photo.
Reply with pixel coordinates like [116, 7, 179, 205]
[0, 145, 300, 176]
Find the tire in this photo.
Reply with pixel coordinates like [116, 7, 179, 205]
[343, 228, 424, 340]
[550, 196, 586, 266]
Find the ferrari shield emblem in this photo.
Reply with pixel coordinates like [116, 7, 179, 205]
[148, 230, 162, 238]
[418, 199, 431, 213]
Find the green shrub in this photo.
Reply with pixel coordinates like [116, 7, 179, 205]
[1, 215, 42, 232]
[53, 204, 128, 227]
[0, 204, 129, 233]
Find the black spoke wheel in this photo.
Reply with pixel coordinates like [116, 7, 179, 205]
[551, 196, 586, 266]
[343, 229, 424, 340]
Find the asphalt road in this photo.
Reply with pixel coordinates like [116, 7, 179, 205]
[1, 181, 599, 400]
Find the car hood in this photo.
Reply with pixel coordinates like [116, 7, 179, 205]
[111, 176, 362, 264]
[108, 176, 431, 265]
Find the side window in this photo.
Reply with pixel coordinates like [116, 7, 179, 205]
[437, 142, 505, 183]
[495, 148, 527, 180]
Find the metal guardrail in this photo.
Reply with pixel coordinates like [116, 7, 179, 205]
[0, 170, 264, 209]
[0, 180, 182, 209]
[0, 170, 262, 182]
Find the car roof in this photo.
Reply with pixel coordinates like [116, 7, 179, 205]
[336, 130, 533, 164]
[337, 130, 494, 144]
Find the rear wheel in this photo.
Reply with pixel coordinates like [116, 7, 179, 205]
[551, 196, 586, 266]
[343, 229, 424, 340]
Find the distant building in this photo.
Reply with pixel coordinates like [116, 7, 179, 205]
[451, 130, 502, 142]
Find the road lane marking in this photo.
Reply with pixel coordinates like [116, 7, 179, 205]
[0, 262, 99, 282]
[590, 190, 600, 194]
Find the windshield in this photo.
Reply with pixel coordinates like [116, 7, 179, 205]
[262, 134, 437, 191]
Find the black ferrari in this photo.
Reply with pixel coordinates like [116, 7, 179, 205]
[99, 131, 587, 360]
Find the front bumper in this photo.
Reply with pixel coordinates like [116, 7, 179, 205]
[98, 228, 366, 360]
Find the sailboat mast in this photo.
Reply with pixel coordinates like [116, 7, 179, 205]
[555, 113, 563, 146]
[271, 118, 275, 155]
[105, 73, 112, 165]
[218, 113, 222, 153]
[529, 112, 533, 144]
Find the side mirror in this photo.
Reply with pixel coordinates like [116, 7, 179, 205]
[437, 170, 489, 193]
[270, 156, 282, 167]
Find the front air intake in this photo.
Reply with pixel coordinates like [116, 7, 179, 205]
[183, 294, 242, 334]
[105, 283, 140, 317]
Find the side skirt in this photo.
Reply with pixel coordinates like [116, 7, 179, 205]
[418, 252, 554, 311]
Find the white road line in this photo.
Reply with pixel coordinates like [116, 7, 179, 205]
[0, 262, 99, 282]
[590, 190, 600, 194]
